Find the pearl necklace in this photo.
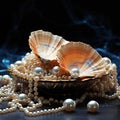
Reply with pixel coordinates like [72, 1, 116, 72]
[0, 74, 120, 116]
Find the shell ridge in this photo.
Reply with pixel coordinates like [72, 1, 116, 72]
[47, 36, 62, 57]
[29, 30, 69, 61]
[57, 42, 104, 79]
[81, 58, 109, 78]
[80, 51, 101, 73]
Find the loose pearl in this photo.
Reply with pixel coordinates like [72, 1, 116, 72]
[52, 66, 59, 74]
[63, 99, 76, 112]
[34, 67, 43, 74]
[70, 68, 80, 78]
[87, 100, 99, 113]
[18, 93, 27, 100]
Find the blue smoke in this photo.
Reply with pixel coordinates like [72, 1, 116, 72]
[0, 49, 25, 74]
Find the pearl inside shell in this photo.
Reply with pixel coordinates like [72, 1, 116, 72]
[34, 67, 43, 74]
[70, 68, 80, 78]
[87, 100, 99, 113]
[52, 66, 59, 74]
[63, 98, 76, 112]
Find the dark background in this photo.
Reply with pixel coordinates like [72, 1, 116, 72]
[0, 0, 120, 53]
[0, 0, 120, 120]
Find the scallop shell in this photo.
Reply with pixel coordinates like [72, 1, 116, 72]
[29, 30, 69, 61]
[57, 42, 108, 80]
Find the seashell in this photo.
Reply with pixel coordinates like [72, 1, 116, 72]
[57, 42, 108, 80]
[29, 30, 69, 61]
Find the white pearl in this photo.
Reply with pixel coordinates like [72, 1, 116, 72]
[111, 64, 116, 71]
[70, 68, 80, 78]
[26, 52, 30, 56]
[10, 64, 14, 68]
[87, 100, 99, 113]
[2, 75, 10, 80]
[52, 66, 59, 74]
[34, 67, 43, 74]
[103, 57, 111, 64]
[63, 98, 76, 112]
[15, 61, 22, 66]
[18, 93, 27, 100]
[118, 96, 120, 100]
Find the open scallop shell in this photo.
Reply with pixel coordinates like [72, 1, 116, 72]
[57, 42, 109, 80]
[29, 30, 69, 61]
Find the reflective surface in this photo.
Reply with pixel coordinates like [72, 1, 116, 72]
[0, 99, 120, 120]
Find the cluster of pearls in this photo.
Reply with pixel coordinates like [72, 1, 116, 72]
[0, 75, 17, 114]
[1, 53, 120, 116]
[0, 72, 120, 116]
[0, 74, 76, 116]
[9, 57, 70, 81]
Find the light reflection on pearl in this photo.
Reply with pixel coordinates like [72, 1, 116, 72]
[34, 67, 43, 74]
[70, 68, 80, 78]
[63, 98, 76, 112]
[87, 100, 99, 113]
[52, 66, 59, 74]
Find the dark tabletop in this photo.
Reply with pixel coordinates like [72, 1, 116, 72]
[0, 99, 120, 120]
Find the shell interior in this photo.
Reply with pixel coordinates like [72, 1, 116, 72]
[29, 30, 69, 61]
[57, 42, 108, 79]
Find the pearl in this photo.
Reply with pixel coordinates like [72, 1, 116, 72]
[18, 93, 27, 100]
[34, 67, 43, 74]
[70, 68, 80, 78]
[103, 57, 111, 64]
[26, 52, 30, 56]
[63, 99, 76, 112]
[15, 61, 22, 66]
[52, 66, 59, 74]
[111, 64, 116, 71]
[2, 75, 10, 80]
[87, 100, 99, 113]
[0, 49, 119, 116]
[118, 96, 120, 100]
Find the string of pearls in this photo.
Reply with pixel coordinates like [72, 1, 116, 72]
[0, 75, 76, 116]
[0, 74, 81, 116]
[1, 56, 120, 116]
[0, 74, 120, 116]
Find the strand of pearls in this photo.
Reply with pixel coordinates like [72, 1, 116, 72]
[0, 75, 75, 116]
[0, 98, 17, 114]
[28, 74, 33, 98]
[0, 75, 17, 114]
[0, 69, 120, 116]
[34, 76, 39, 101]
[23, 106, 65, 117]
